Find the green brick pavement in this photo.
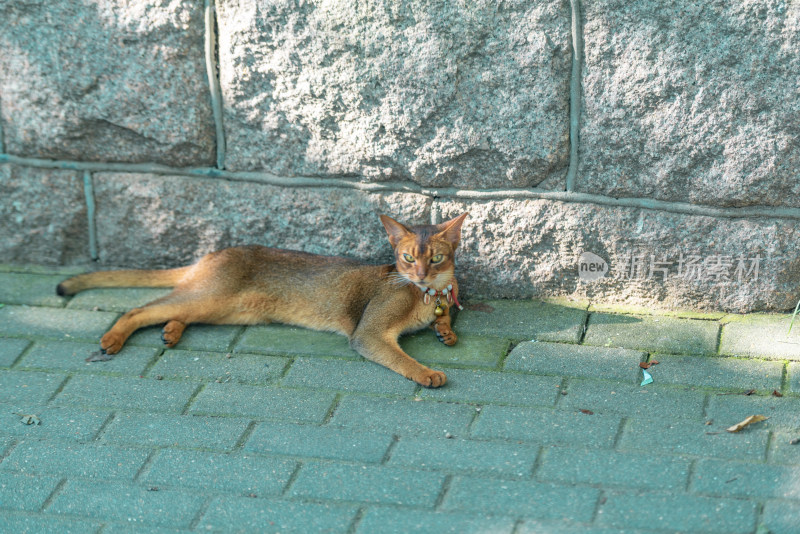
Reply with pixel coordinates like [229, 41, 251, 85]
[0, 338, 29, 367]
[453, 299, 588, 343]
[583, 312, 720, 355]
[720, 314, 800, 360]
[0, 270, 799, 533]
[596, 492, 758, 533]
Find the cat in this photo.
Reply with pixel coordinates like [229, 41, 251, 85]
[56, 213, 469, 387]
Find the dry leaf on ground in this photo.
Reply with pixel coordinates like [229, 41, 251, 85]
[726, 415, 768, 433]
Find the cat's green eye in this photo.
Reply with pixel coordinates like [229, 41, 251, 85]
[431, 254, 444, 264]
[402, 253, 415, 263]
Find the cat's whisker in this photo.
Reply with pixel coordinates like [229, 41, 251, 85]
[386, 273, 413, 287]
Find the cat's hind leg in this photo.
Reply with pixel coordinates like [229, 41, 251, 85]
[100, 293, 220, 354]
[161, 320, 187, 348]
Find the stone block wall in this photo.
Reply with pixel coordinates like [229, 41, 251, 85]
[1, 0, 798, 312]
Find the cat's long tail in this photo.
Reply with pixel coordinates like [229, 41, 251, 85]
[56, 266, 192, 296]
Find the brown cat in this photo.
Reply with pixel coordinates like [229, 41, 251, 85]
[56, 213, 468, 387]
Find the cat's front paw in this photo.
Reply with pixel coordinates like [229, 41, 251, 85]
[435, 329, 458, 346]
[414, 368, 447, 388]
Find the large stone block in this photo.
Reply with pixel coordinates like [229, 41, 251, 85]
[216, 0, 571, 187]
[0, 1, 214, 166]
[579, 0, 800, 207]
[0, 164, 90, 265]
[436, 199, 800, 312]
[92, 173, 431, 267]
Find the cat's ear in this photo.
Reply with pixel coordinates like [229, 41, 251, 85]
[435, 212, 469, 250]
[380, 214, 412, 248]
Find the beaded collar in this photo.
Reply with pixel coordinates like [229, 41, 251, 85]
[418, 283, 463, 311]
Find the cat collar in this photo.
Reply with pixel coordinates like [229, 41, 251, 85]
[419, 283, 463, 310]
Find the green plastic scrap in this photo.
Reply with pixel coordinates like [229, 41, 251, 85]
[640, 368, 653, 386]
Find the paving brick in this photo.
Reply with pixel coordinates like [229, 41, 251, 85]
[98, 523, 190, 534]
[583, 314, 719, 355]
[0, 264, 87, 276]
[281, 357, 417, 395]
[127, 324, 242, 353]
[66, 287, 172, 313]
[769, 432, 800, 465]
[0, 436, 13, 456]
[470, 405, 621, 447]
[244, 421, 393, 463]
[762, 500, 800, 534]
[588, 305, 727, 321]
[188, 383, 335, 422]
[0, 471, 61, 511]
[48, 479, 205, 528]
[419, 368, 560, 406]
[147, 349, 288, 384]
[706, 394, 800, 432]
[198, 496, 357, 533]
[142, 449, 296, 496]
[0, 370, 65, 404]
[442, 476, 599, 521]
[618, 418, 769, 460]
[0, 404, 111, 442]
[536, 446, 689, 490]
[289, 462, 445, 506]
[1, 441, 149, 480]
[0, 513, 100, 534]
[720, 314, 800, 360]
[454, 300, 587, 343]
[692, 458, 800, 499]
[515, 521, 654, 534]
[19, 341, 158, 376]
[647, 354, 784, 391]
[0, 338, 29, 367]
[355, 507, 516, 534]
[558, 379, 707, 420]
[0, 272, 68, 307]
[789, 362, 800, 395]
[0, 305, 118, 341]
[388, 436, 540, 477]
[596, 491, 757, 533]
[101, 413, 250, 450]
[329, 396, 476, 437]
[235, 324, 356, 358]
[399, 331, 510, 368]
[54, 375, 198, 413]
[505, 341, 644, 382]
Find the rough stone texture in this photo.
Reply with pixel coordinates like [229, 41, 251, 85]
[435, 199, 800, 312]
[0, 164, 90, 265]
[579, 0, 800, 208]
[216, 0, 571, 187]
[0, 0, 214, 165]
[93, 173, 430, 268]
